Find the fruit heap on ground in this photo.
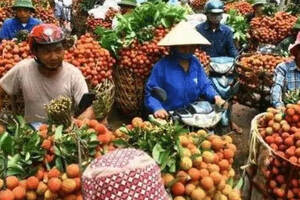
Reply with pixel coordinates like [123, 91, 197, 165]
[117, 26, 169, 79]
[189, 0, 207, 11]
[237, 53, 292, 88]
[64, 33, 115, 87]
[258, 104, 300, 199]
[0, 40, 30, 78]
[225, 1, 253, 16]
[250, 12, 297, 44]
[87, 8, 119, 31]
[0, 165, 83, 200]
[114, 117, 242, 200]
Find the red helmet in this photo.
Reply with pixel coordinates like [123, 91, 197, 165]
[28, 24, 65, 51]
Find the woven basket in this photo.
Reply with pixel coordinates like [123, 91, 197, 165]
[114, 67, 145, 116]
[243, 113, 300, 200]
[92, 79, 115, 121]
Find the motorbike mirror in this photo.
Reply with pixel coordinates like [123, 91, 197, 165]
[151, 87, 167, 102]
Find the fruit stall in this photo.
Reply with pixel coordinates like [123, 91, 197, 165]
[0, 0, 300, 199]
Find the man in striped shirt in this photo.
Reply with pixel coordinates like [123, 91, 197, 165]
[271, 32, 300, 109]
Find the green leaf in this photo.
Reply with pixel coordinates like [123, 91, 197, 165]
[113, 139, 129, 147]
[234, 178, 244, 190]
[152, 143, 164, 163]
[55, 157, 64, 172]
[7, 154, 21, 167]
[0, 132, 14, 155]
[227, 177, 234, 187]
[25, 152, 30, 161]
[167, 158, 176, 173]
[55, 125, 63, 140]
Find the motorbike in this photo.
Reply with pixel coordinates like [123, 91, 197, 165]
[150, 45, 249, 131]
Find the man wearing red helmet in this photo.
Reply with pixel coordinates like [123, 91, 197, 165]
[0, 24, 93, 123]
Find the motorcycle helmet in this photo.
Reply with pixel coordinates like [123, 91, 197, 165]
[204, 0, 224, 14]
[28, 24, 65, 52]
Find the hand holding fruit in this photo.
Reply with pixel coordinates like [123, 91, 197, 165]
[154, 109, 169, 119]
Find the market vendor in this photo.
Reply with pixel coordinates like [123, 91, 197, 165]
[0, 0, 41, 40]
[0, 24, 94, 123]
[271, 32, 300, 109]
[144, 21, 226, 119]
[275, 17, 300, 55]
[196, 0, 238, 58]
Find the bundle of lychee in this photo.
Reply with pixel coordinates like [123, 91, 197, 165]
[189, 0, 207, 11]
[225, 1, 253, 16]
[238, 53, 291, 74]
[0, 165, 83, 200]
[0, 40, 31, 78]
[64, 33, 115, 87]
[162, 132, 241, 200]
[250, 12, 297, 44]
[194, 48, 210, 68]
[33, 6, 59, 25]
[258, 104, 300, 167]
[237, 53, 292, 88]
[87, 8, 119, 31]
[0, 7, 13, 27]
[39, 119, 116, 167]
[117, 26, 169, 79]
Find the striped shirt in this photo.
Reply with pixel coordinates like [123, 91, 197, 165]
[271, 61, 300, 108]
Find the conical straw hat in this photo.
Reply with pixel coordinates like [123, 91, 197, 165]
[158, 21, 211, 46]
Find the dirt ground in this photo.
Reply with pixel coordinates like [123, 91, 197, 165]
[108, 103, 260, 177]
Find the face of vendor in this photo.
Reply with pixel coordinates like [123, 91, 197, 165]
[207, 13, 223, 27]
[15, 7, 32, 23]
[176, 45, 197, 55]
[33, 43, 65, 71]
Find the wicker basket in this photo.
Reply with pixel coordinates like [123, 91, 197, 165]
[242, 113, 300, 200]
[114, 67, 146, 116]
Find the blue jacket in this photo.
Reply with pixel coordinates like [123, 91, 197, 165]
[144, 55, 217, 113]
[0, 17, 41, 40]
[196, 22, 238, 58]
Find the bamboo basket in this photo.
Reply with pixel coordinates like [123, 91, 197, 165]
[242, 113, 300, 200]
[114, 67, 145, 116]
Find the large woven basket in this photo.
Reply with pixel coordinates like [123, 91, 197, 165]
[114, 67, 145, 116]
[242, 113, 300, 200]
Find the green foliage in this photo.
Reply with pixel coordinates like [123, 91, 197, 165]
[114, 122, 188, 173]
[0, 116, 45, 179]
[284, 3, 300, 15]
[95, 0, 186, 56]
[226, 9, 250, 45]
[263, 3, 278, 16]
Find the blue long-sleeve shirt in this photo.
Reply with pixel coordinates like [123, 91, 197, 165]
[196, 22, 238, 58]
[0, 17, 41, 40]
[145, 55, 217, 113]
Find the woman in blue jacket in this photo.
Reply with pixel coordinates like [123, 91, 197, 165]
[144, 21, 226, 119]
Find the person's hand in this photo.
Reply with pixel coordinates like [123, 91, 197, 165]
[215, 96, 228, 109]
[154, 109, 169, 119]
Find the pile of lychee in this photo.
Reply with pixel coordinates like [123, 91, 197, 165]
[162, 131, 241, 200]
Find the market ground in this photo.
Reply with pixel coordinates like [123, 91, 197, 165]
[108, 103, 259, 178]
